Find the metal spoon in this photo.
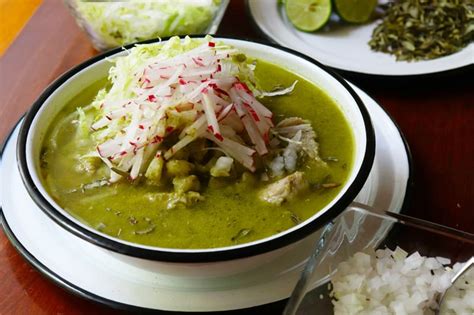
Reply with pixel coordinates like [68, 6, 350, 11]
[437, 257, 474, 315]
[282, 222, 334, 315]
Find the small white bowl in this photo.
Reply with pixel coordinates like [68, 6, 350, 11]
[17, 37, 375, 276]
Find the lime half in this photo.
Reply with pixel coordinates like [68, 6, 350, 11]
[334, 0, 377, 23]
[285, 0, 332, 32]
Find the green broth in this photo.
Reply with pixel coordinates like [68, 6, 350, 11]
[40, 60, 354, 249]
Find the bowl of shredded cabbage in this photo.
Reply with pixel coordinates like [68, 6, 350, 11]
[64, 0, 229, 51]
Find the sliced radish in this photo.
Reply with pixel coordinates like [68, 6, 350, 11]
[90, 39, 281, 180]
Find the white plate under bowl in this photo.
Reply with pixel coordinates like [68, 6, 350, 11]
[0, 84, 411, 312]
[247, 0, 474, 76]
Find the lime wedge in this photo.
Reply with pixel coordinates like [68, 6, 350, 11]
[285, 0, 332, 32]
[334, 0, 377, 23]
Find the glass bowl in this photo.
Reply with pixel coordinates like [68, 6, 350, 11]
[64, 0, 230, 51]
[285, 204, 474, 314]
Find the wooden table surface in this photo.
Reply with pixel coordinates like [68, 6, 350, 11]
[0, 0, 473, 314]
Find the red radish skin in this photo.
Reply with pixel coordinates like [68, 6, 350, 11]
[88, 40, 296, 181]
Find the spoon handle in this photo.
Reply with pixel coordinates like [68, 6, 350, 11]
[450, 257, 474, 284]
[282, 222, 334, 315]
[436, 257, 474, 315]
[348, 202, 474, 244]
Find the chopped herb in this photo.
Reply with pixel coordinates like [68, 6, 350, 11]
[40, 148, 49, 168]
[310, 175, 341, 190]
[369, 0, 474, 61]
[231, 228, 252, 242]
[133, 225, 156, 235]
[128, 216, 138, 225]
[290, 211, 302, 225]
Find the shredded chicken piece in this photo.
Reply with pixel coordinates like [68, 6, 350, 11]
[267, 117, 325, 177]
[146, 191, 204, 209]
[275, 117, 321, 160]
[259, 171, 308, 205]
[276, 117, 306, 128]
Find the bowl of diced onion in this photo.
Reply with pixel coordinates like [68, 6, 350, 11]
[287, 205, 474, 315]
[64, 0, 230, 51]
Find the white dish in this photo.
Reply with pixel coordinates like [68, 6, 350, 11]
[247, 0, 474, 76]
[0, 85, 411, 312]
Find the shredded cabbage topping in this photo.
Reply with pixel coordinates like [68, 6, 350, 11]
[73, 0, 221, 49]
[80, 36, 308, 183]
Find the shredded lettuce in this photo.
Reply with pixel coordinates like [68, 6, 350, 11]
[73, 0, 221, 49]
[93, 36, 259, 114]
[84, 36, 290, 181]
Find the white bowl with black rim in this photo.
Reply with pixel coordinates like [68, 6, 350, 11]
[16, 36, 375, 277]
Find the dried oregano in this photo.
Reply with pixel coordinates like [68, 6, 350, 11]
[369, 0, 474, 61]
